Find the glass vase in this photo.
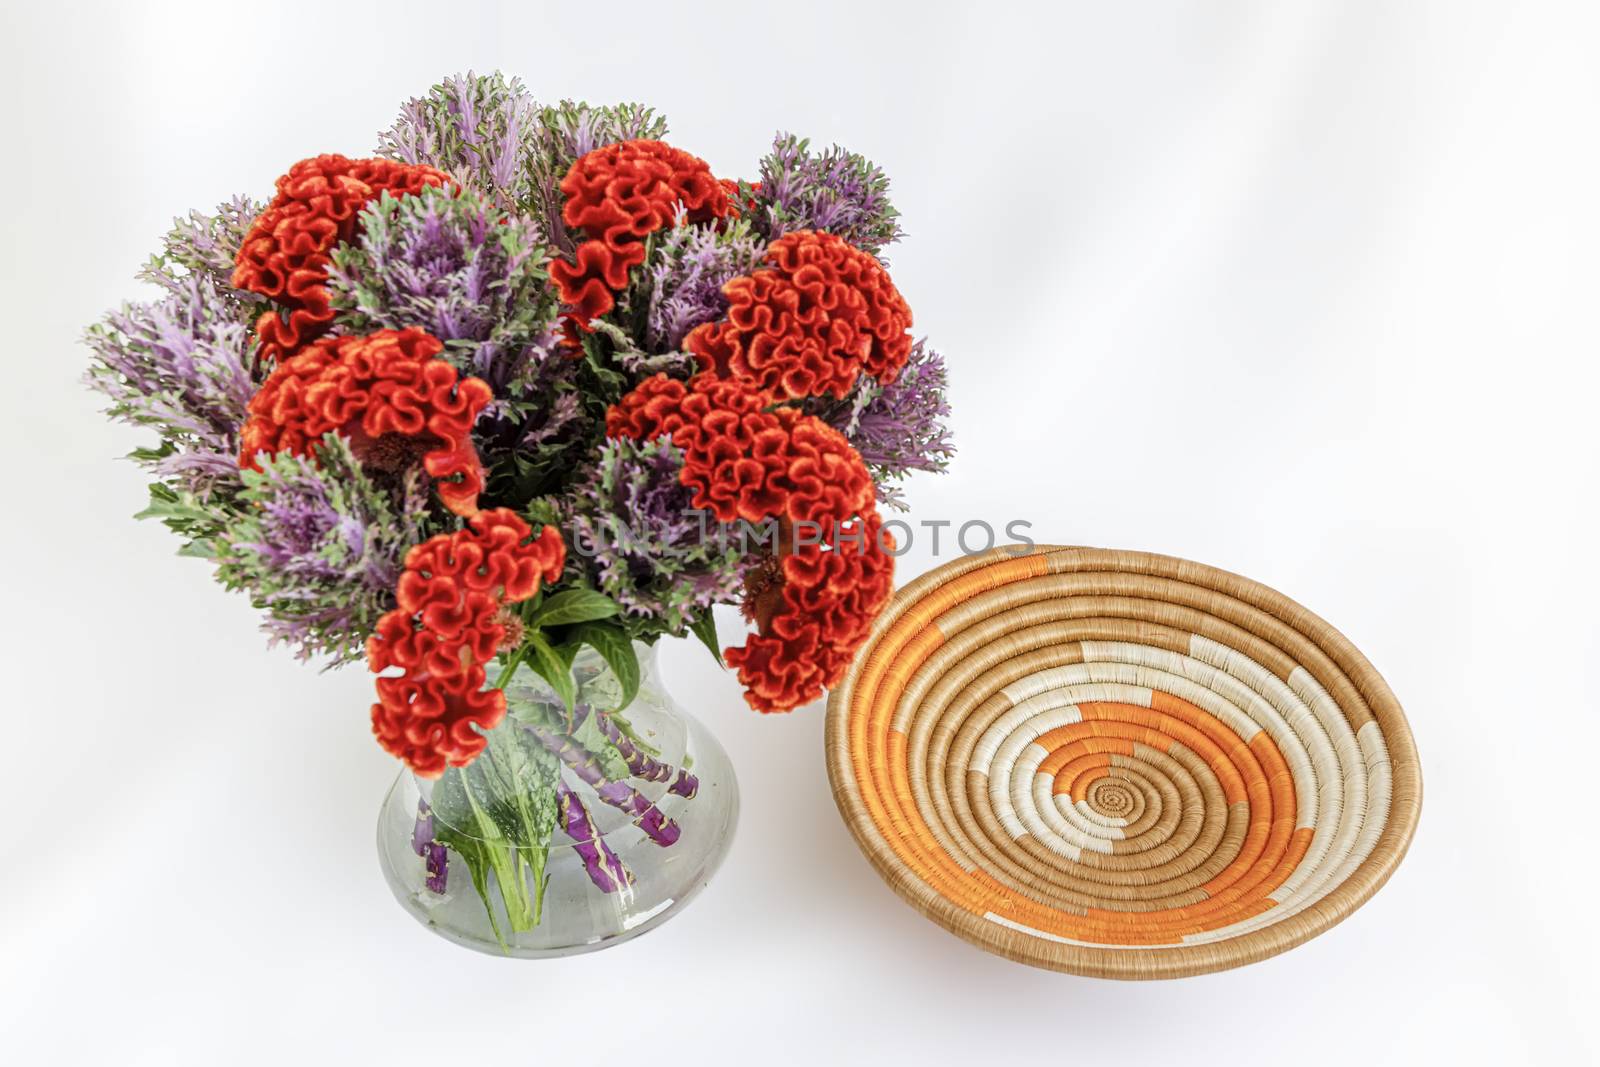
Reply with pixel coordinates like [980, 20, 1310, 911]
[376, 641, 739, 957]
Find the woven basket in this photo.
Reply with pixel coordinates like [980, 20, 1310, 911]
[825, 546, 1421, 979]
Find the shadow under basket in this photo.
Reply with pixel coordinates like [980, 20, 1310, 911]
[377, 644, 739, 958]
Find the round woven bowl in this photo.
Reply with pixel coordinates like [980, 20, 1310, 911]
[825, 546, 1421, 979]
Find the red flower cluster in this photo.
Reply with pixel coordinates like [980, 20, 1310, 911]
[608, 373, 893, 711]
[686, 230, 914, 400]
[238, 327, 492, 516]
[367, 509, 566, 777]
[608, 373, 875, 526]
[231, 155, 452, 365]
[727, 511, 895, 712]
[549, 140, 731, 326]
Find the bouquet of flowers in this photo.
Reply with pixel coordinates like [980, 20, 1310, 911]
[86, 72, 953, 945]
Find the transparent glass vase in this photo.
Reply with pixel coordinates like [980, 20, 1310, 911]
[376, 642, 739, 957]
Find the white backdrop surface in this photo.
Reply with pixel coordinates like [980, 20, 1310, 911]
[2, 2, 1596, 1064]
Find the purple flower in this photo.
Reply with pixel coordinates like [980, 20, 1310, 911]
[139, 196, 263, 297]
[85, 275, 258, 500]
[215, 437, 433, 664]
[559, 438, 747, 632]
[378, 74, 668, 251]
[325, 184, 587, 493]
[821, 340, 954, 509]
[634, 215, 766, 352]
[378, 71, 538, 213]
[753, 134, 904, 257]
[328, 186, 556, 391]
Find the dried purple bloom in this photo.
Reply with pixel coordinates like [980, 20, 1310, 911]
[85, 275, 258, 500]
[560, 438, 747, 634]
[328, 185, 557, 391]
[139, 196, 263, 297]
[821, 340, 954, 509]
[378, 74, 669, 252]
[215, 436, 433, 664]
[753, 134, 904, 257]
[633, 214, 765, 353]
[378, 71, 538, 213]
[326, 184, 585, 499]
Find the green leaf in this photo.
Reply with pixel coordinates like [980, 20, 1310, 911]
[526, 588, 621, 628]
[430, 769, 508, 950]
[524, 632, 578, 712]
[568, 622, 639, 709]
[459, 769, 533, 933]
[474, 726, 561, 927]
[689, 609, 724, 667]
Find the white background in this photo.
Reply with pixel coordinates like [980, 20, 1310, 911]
[2, 2, 1596, 1063]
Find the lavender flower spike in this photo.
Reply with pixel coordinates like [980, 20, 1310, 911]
[637, 213, 765, 353]
[822, 339, 955, 510]
[753, 133, 904, 257]
[557, 780, 631, 894]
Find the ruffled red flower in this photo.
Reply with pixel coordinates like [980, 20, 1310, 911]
[238, 327, 492, 516]
[607, 373, 892, 711]
[725, 512, 895, 712]
[232, 155, 452, 364]
[686, 230, 913, 401]
[608, 373, 873, 526]
[548, 140, 731, 326]
[605, 372, 772, 447]
[367, 508, 566, 777]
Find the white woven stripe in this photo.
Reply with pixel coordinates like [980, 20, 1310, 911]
[1049, 639, 1375, 946]
[972, 698, 1081, 774]
[1186, 636, 1348, 904]
[1079, 640, 1321, 829]
[1073, 797, 1131, 829]
[958, 640, 1396, 951]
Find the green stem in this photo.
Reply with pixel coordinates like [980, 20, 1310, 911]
[495, 644, 529, 690]
[462, 775, 535, 934]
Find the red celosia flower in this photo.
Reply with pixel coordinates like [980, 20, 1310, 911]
[238, 327, 492, 516]
[232, 155, 452, 365]
[686, 230, 914, 400]
[549, 140, 731, 326]
[607, 373, 893, 711]
[608, 373, 873, 526]
[367, 508, 566, 777]
[725, 512, 895, 712]
[605, 371, 771, 446]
